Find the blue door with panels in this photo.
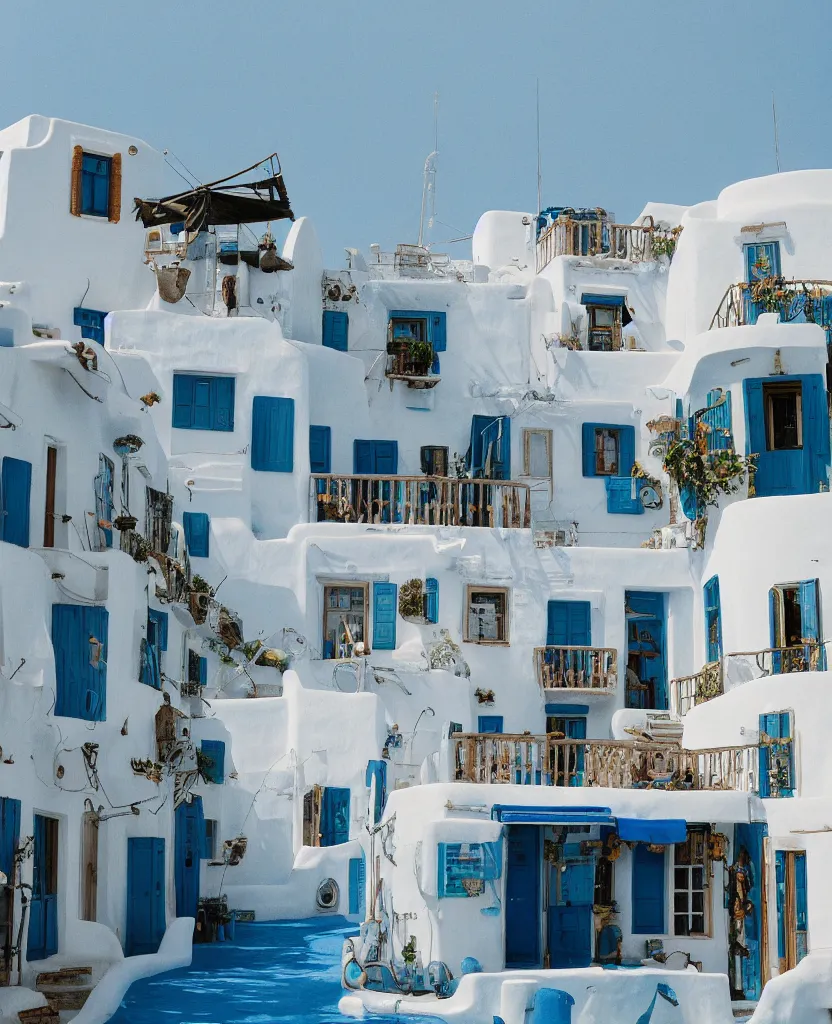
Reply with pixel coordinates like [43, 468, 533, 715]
[175, 797, 205, 919]
[251, 396, 295, 472]
[548, 843, 594, 967]
[1, 457, 32, 547]
[372, 582, 397, 650]
[733, 822, 767, 998]
[743, 242, 781, 322]
[27, 815, 58, 961]
[469, 415, 511, 479]
[322, 310, 349, 351]
[53, 604, 108, 721]
[73, 307, 108, 345]
[353, 440, 398, 474]
[704, 575, 722, 662]
[319, 788, 350, 847]
[625, 591, 667, 710]
[631, 843, 665, 934]
[505, 825, 541, 967]
[126, 837, 166, 955]
[545, 600, 591, 691]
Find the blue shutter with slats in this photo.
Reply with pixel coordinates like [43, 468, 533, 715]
[478, 715, 503, 734]
[73, 307, 108, 345]
[322, 310, 349, 351]
[430, 312, 447, 352]
[1, 457, 32, 547]
[353, 440, 398, 474]
[758, 711, 794, 798]
[701, 389, 733, 452]
[183, 512, 210, 557]
[618, 426, 635, 474]
[349, 855, 366, 917]
[320, 787, 350, 846]
[0, 796, 21, 886]
[309, 425, 332, 473]
[148, 609, 168, 651]
[53, 604, 108, 721]
[372, 582, 397, 650]
[425, 577, 439, 623]
[803, 374, 830, 493]
[605, 476, 643, 515]
[200, 739, 225, 784]
[798, 579, 820, 643]
[198, 656, 208, 686]
[581, 423, 597, 477]
[704, 576, 722, 662]
[251, 396, 295, 472]
[172, 374, 235, 432]
[631, 844, 665, 933]
[795, 851, 808, 933]
[547, 601, 591, 646]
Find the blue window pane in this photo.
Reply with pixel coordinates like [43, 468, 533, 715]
[80, 153, 112, 217]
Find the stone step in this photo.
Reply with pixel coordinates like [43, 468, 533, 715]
[36, 967, 92, 988]
[40, 988, 93, 1012]
[18, 1007, 59, 1024]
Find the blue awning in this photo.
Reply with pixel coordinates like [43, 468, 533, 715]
[581, 293, 626, 308]
[545, 703, 590, 716]
[492, 805, 613, 825]
[616, 818, 687, 844]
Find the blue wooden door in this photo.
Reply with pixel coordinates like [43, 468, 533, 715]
[631, 844, 665, 934]
[0, 797, 21, 887]
[251, 396, 295, 472]
[52, 604, 108, 721]
[322, 310, 348, 351]
[733, 823, 766, 998]
[175, 798, 204, 919]
[309, 425, 332, 473]
[758, 711, 794, 798]
[320, 788, 350, 847]
[27, 815, 58, 961]
[625, 591, 667, 710]
[126, 837, 166, 955]
[353, 440, 398, 474]
[372, 582, 397, 650]
[548, 843, 593, 968]
[505, 825, 541, 967]
[1, 457, 32, 547]
[469, 415, 510, 478]
[704, 575, 722, 662]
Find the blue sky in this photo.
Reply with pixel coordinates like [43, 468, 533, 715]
[3, 0, 830, 265]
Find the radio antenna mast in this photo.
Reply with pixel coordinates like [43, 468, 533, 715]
[418, 92, 439, 247]
[536, 78, 542, 215]
[772, 92, 782, 173]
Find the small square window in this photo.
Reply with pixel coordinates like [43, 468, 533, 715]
[763, 382, 802, 451]
[323, 583, 368, 659]
[594, 428, 620, 475]
[390, 317, 427, 342]
[464, 586, 509, 644]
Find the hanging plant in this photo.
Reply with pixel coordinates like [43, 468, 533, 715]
[140, 392, 162, 407]
[651, 225, 683, 261]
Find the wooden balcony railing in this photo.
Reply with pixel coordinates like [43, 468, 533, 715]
[536, 216, 655, 272]
[534, 646, 617, 693]
[451, 733, 759, 792]
[709, 280, 832, 332]
[311, 475, 531, 528]
[672, 643, 827, 716]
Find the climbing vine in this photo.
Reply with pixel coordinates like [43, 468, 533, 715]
[663, 422, 755, 519]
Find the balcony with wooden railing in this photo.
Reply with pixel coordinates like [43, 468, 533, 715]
[451, 733, 759, 793]
[534, 646, 617, 695]
[311, 475, 531, 528]
[672, 642, 827, 716]
[536, 215, 655, 272]
[709, 280, 832, 334]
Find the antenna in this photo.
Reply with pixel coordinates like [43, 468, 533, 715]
[772, 92, 781, 173]
[536, 78, 542, 216]
[418, 92, 439, 247]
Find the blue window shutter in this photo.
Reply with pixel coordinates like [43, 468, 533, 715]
[702, 389, 733, 452]
[95, 454, 114, 549]
[775, 850, 787, 960]
[743, 379, 766, 458]
[183, 512, 210, 557]
[795, 852, 808, 931]
[425, 577, 439, 623]
[251, 396, 295, 472]
[581, 424, 597, 477]
[429, 312, 447, 352]
[469, 416, 510, 478]
[547, 601, 591, 647]
[605, 476, 643, 515]
[478, 715, 503, 734]
[372, 582, 397, 650]
[320, 787, 350, 846]
[172, 374, 195, 429]
[172, 375, 235, 432]
[0, 797, 21, 885]
[353, 440, 398, 474]
[1, 457, 32, 547]
[322, 310, 349, 351]
[349, 855, 366, 917]
[353, 440, 373, 474]
[802, 374, 830, 492]
[798, 579, 820, 642]
[631, 844, 665, 933]
[53, 604, 108, 721]
[200, 740, 225, 784]
[198, 656, 208, 686]
[309, 425, 332, 474]
[704, 576, 722, 662]
[619, 426, 635, 474]
[212, 377, 236, 431]
[73, 307, 108, 345]
[148, 609, 168, 652]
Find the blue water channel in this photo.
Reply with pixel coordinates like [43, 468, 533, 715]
[109, 918, 438, 1024]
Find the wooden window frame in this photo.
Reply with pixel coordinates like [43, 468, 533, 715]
[763, 382, 802, 451]
[586, 304, 623, 352]
[464, 585, 510, 646]
[594, 427, 621, 476]
[70, 147, 121, 222]
[523, 428, 553, 479]
[322, 581, 370, 660]
[672, 826, 711, 938]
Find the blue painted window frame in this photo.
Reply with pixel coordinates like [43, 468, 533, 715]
[172, 374, 235, 432]
[581, 423, 635, 478]
[81, 153, 112, 217]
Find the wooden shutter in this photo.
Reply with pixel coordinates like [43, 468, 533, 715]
[631, 844, 665, 933]
[704, 575, 722, 661]
[70, 145, 83, 216]
[618, 426, 636, 474]
[320, 787, 350, 846]
[372, 582, 397, 650]
[251, 396, 295, 472]
[148, 609, 169, 651]
[581, 424, 598, 477]
[605, 476, 643, 515]
[108, 153, 122, 223]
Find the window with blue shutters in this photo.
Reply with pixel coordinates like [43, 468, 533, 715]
[437, 841, 502, 897]
[704, 576, 722, 662]
[425, 577, 439, 623]
[759, 711, 794, 798]
[582, 423, 635, 477]
[388, 311, 446, 350]
[349, 855, 366, 917]
[1, 456, 32, 547]
[353, 440, 398, 474]
[309, 425, 332, 473]
[53, 604, 108, 721]
[148, 609, 168, 651]
[172, 374, 235, 432]
[200, 740, 226, 784]
[547, 600, 591, 647]
[0, 796, 21, 892]
[631, 844, 665, 933]
[73, 307, 108, 345]
[251, 396, 295, 472]
[183, 512, 210, 557]
[372, 582, 397, 650]
[81, 153, 112, 217]
[468, 415, 511, 479]
[699, 389, 733, 452]
[322, 310, 349, 351]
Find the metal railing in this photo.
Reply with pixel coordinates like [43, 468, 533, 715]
[709, 280, 832, 332]
[451, 733, 759, 792]
[536, 216, 655, 272]
[672, 643, 826, 716]
[310, 475, 531, 528]
[534, 646, 617, 692]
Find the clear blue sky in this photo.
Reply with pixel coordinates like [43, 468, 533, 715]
[3, 0, 830, 266]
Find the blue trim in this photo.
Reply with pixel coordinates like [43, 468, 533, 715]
[322, 310, 349, 351]
[492, 804, 612, 824]
[581, 293, 626, 307]
[80, 153, 111, 217]
[478, 715, 504, 734]
[616, 818, 687, 844]
[546, 703, 590, 715]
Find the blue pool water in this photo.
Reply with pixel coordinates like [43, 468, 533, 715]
[108, 918, 433, 1024]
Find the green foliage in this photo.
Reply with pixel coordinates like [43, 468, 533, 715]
[399, 578, 425, 619]
[663, 422, 754, 516]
